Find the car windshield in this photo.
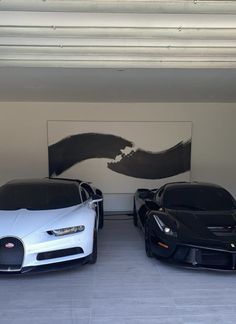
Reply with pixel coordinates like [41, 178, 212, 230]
[0, 181, 82, 210]
[163, 186, 236, 211]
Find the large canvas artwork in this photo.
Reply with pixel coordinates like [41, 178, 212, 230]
[47, 121, 192, 196]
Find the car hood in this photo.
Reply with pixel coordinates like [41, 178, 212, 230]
[0, 203, 91, 239]
[167, 209, 236, 242]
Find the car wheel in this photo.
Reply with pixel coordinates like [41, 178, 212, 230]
[133, 199, 138, 227]
[145, 224, 153, 258]
[88, 231, 97, 264]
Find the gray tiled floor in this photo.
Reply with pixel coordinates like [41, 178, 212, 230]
[1, 215, 236, 324]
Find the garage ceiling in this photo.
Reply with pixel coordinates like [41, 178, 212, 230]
[0, 0, 236, 102]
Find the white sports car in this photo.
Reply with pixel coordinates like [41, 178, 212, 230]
[0, 178, 103, 273]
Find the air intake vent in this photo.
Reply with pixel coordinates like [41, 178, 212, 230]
[208, 226, 236, 236]
[37, 247, 83, 261]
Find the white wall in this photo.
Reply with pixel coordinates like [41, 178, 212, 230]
[0, 102, 235, 211]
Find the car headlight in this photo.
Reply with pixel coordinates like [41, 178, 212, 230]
[48, 225, 85, 236]
[153, 215, 177, 237]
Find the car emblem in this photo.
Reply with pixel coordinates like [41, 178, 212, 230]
[231, 243, 235, 248]
[5, 243, 15, 248]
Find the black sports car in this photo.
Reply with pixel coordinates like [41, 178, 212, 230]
[133, 182, 236, 270]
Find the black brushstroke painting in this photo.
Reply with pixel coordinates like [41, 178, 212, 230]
[48, 132, 191, 179]
[108, 140, 191, 179]
[49, 133, 133, 176]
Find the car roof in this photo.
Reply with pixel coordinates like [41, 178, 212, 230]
[163, 181, 225, 191]
[4, 178, 78, 187]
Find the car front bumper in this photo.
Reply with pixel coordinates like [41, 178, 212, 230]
[170, 244, 236, 270]
[0, 255, 92, 274]
[153, 239, 236, 270]
[0, 233, 93, 273]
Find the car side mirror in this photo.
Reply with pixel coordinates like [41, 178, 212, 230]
[146, 200, 160, 210]
[139, 190, 154, 200]
[90, 194, 103, 204]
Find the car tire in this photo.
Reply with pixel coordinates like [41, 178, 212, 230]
[145, 224, 154, 258]
[88, 231, 97, 264]
[133, 199, 138, 227]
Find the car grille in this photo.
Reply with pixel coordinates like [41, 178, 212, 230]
[37, 247, 84, 261]
[0, 237, 24, 271]
[201, 249, 232, 267]
[173, 245, 236, 270]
